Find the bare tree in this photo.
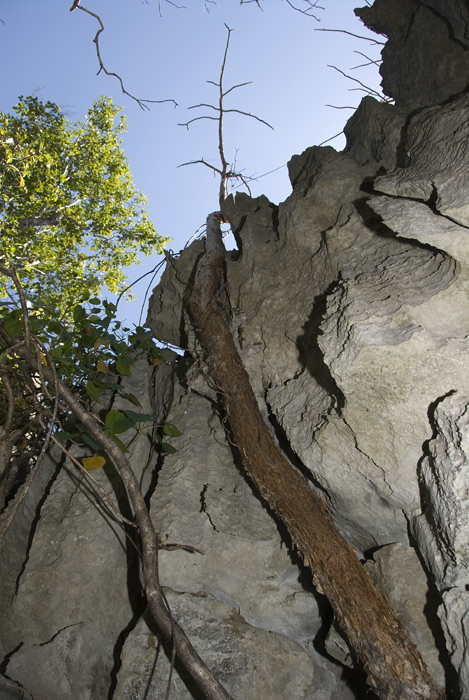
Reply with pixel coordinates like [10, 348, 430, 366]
[178, 25, 272, 208]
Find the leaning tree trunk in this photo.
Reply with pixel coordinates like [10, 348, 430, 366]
[189, 212, 444, 700]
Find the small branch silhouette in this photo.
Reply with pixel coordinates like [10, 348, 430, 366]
[327, 64, 390, 102]
[240, 0, 324, 18]
[351, 50, 381, 70]
[70, 2, 177, 110]
[315, 27, 385, 46]
[178, 24, 273, 208]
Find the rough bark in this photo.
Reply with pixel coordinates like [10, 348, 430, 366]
[189, 212, 444, 700]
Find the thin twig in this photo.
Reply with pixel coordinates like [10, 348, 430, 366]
[315, 27, 385, 45]
[70, 4, 178, 110]
[51, 436, 139, 530]
[327, 64, 384, 100]
[318, 131, 343, 146]
[178, 24, 272, 208]
[351, 50, 381, 70]
[284, 0, 324, 20]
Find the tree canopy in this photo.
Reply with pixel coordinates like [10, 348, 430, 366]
[0, 95, 167, 318]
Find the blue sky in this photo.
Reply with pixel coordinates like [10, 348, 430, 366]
[0, 0, 384, 327]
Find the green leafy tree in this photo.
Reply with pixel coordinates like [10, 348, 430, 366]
[0, 95, 167, 317]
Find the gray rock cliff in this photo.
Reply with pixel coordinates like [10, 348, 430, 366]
[2, 1, 469, 698]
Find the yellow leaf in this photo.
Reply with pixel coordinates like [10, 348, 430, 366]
[82, 455, 106, 471]
[152, 357, 163, 366]
[96, 358, 108, 374]
[40, 351, 49, 367]
[19, 174, 25, 188]
[94, 338, 110, 351]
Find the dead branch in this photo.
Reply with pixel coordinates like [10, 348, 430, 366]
[315, 27, 386, 45]
[327, 64, 387, 101]
[178, 24, 272, 208]
[283, 0, 324, 20]
[70, 3, 178, 110]
[159, 0, 187, 16]
[239, 0, 263, 10]
[240, 0, 324, 18]
[189, 211, 445, 700]
[351, 50, 381, 70]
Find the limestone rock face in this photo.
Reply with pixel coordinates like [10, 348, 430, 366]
[412, 392, 469, 700]
[2, 1, 469, 699]
[355, 0, 469, 110]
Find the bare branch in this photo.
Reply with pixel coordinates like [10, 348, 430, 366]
[178, 159, 223, 175]
[179, 23, 273, 207]
[316, 131, 343, 146]
[178, 114, 219, 129]
[239, 0, 263, 10]
[221, 81, 253, 96]
[351, 50, 381, 70]
[71, 4, 178, 110]
[283, 0, 324, 20]
[327, 64, 385, 100]
[18, 212, 64, 229]
[158, 0, 187, 16]
[181, 103, 273, 131]
[203, 0, 218, 13]
[315, 27, 386, 45]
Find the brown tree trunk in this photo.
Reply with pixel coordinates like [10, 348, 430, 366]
[189, 212, 445, 700]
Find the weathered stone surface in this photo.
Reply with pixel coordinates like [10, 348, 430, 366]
[356, 0, 469, 110]
[412, 392, 469, 700]
[374, 94, 469, 228]
[343, 96, 406, 170]
[0, 355, 171, 700]
[114, 590, 355, 700]
[150, 380, 323, 642]
[3, 2, 469, 698]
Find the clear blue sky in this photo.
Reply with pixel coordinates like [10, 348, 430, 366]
[0, 0, 384, 327]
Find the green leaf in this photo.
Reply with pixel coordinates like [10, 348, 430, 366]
[47, 320, 63, 334]
[109, 433, 129, 453]
[3, 315, 23, 338]
[164, 422, 182, 437]
[0, 96, 167, 322]
[55, 430, 73, 442]
[123, 410, 154, 423]
[124, 392, 142, 407]
[161, 442, 177, 455]
[73, 305, 86, 324]
[85, 379, 102, 404]
[104, 409, 135, 434]
[82, 432, 102, 451]
[116, 355, 131, 376]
